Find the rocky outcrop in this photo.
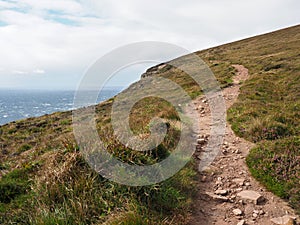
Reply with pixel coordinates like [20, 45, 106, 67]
[141, 63, 172, 78]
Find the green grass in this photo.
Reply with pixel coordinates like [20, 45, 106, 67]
[0, 163, 39, 224]
[0, 146, 197, 224]
[0, 90, 197, 224]
[17, 144, 32, 154]
[246, 137, 300, 214]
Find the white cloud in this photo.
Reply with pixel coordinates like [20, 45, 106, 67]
[0, 0, 299, 89]
[0, 0, 84, 15]
[33, 69, 45, 74]
[0, 0, 17, 9]
[12, 70, 29, 75]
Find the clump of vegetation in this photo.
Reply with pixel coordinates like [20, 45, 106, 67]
[0, 147, 197, 224]
[17, 144, 32, 154]
[246, 137, 300, 214]
[0, 168, 30, 203]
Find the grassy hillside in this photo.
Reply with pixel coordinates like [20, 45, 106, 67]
[0, 25, 299, 224]
[0, 97, 198, 224]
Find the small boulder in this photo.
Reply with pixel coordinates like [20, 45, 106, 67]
[237, 190, 264, 205]
[271, 215, 295, 225]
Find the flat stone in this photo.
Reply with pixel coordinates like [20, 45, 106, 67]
[233, 178, 245, 186]
[205, 192, 229, 202]
[215, 189, 228, 196]
[233, 208, 243, 216]
[237, 220, 246, 225]
[237, 190, 264, 205]
[271, 215, 295, 225]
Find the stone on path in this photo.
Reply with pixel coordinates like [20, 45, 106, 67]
[233, 208, 243, 216]
[215, 189, 228, 196]
[237, 190, 264, 205]
[237, 220, 245, 225]
[197, 138, 206, 144]
[205, 192, 228, 202]
[271, 215, 295, 225]
[233, 178, 245, 186]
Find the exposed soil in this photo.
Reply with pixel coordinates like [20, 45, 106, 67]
[187, 65, 299, 225]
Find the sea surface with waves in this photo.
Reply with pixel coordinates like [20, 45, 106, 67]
[0, 88, 123, 125]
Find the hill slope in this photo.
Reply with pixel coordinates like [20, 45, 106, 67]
[0, 25, 299, 224]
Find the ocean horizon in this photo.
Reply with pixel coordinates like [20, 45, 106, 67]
[0, 87, 123, 126]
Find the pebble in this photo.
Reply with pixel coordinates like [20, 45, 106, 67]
[235, 149, 241, 154]
[222, 149, 228, 154]
[233, 178, 245, 186]
[201, 176, 207, 182]
[205, 192, 229, 202]
[215, 189, 228, 196]
[197, 138, 206, 144]
[237, 220, 246, 225]
[233, 208, 243, 216]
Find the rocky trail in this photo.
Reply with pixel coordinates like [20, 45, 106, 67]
[187, 65, 299, 225]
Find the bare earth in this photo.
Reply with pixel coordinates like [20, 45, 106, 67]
[187, 65, 299, 225]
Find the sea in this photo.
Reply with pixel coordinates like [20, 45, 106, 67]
[0, 88, 123, 126]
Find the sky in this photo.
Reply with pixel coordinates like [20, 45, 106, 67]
[0, 0, 299, 90]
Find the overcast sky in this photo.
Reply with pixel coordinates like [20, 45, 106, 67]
[0, 0, 299, 90]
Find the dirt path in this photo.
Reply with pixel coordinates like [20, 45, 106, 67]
[187, 65, 299, 225]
